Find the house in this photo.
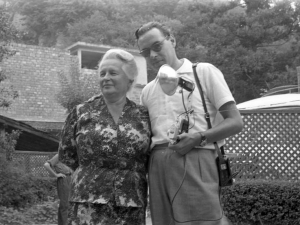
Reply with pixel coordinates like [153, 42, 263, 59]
[0, 114, 58, 152]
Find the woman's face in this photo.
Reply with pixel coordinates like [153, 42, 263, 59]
[99, 58, 132, 99]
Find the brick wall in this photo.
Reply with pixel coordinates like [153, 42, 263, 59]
[0, 44, 74, 126]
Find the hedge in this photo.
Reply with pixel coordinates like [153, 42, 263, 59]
[222, 180, 300, 225]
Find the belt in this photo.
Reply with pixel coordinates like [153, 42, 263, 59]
[155, 143, 169, 148]
[153, 142, 203, 151]
[153, 143, 169, 150]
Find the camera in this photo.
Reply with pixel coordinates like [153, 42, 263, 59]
[168, 117, 189, 145]
[178, 77, 194, 92]
[216, 146, 234, 187]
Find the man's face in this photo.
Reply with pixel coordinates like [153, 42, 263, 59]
[137, 28, 176, 71]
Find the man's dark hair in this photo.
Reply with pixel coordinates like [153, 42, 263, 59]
[135, 21, 172, 40]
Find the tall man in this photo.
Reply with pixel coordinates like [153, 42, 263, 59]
[135, 22, 243, 225]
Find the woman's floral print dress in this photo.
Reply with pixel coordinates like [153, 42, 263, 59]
[58, 94, 151, 225]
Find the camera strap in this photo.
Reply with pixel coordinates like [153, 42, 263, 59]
[192, 63, 225, 164]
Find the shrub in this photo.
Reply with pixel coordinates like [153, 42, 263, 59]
[0, 155, 57, 209]
[0, 206, 31, 225]
[56, 59, 100, 113]
[0, 198, 58, 225]
[0, 129, 58, 223]
[222, 180, 300, 225]
[0, 157, 58, 224]
[0, 174, 57, 208]
[0, 130, 21, 161]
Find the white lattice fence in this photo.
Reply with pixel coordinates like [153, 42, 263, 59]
[225, 109, 300, 181]
[13, 151, 57, 177]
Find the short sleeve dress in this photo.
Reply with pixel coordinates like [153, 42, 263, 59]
[59, 94, 151, 225]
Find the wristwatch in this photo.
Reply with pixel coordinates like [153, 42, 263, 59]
[199, 133, 207, 147]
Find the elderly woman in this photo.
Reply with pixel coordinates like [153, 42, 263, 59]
[58, 49, 151, 225]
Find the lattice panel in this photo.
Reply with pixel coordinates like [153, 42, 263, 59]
[225, 110, 300, 181]
[12, 151, 56, 177]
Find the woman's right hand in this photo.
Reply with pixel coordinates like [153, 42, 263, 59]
[56, 173, 66, 178]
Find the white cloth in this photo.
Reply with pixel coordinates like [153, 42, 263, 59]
[140, 58, 235, 149]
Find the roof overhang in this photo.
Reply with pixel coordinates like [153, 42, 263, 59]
[0, 115, 59, 152]
[237, 94, 300, 111]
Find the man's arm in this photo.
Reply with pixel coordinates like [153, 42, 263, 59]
[169, 101, 243, 155]
[204, 101, 243, 143]
[44, 154, 66, 178]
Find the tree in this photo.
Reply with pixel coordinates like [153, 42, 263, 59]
[0, 6, 19, 108]
[16, 0, 97, 46]
[244, 0, 271, 14]
[175, 0, 300, 102]
[0, 5, 20, 161]
[56, 59, 100, 112]
[14, 0, 182, 48]
[0, 129, 21, 161]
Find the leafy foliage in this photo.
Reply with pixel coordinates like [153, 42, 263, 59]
[0, 130, 21, 160]
[0, 189, 58, 225]
[14, 0, 97, 46]
[0, 6, 18, 61]
[56, 59, 100, 112]
[0, 68, 19, 109]
[0, 6, 19, 108]
[222, 180, 300, 225]
[176, 0, 300, 102]
[0, 154, 57, 209]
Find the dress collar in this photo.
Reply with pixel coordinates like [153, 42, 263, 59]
[98, 94, 135, 111]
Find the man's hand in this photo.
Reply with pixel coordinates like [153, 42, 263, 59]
[168, 132, 201, 155]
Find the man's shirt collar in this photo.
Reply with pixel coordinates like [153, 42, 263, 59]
[176, 58, 193, 74]
[154, 58, 193, 81]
